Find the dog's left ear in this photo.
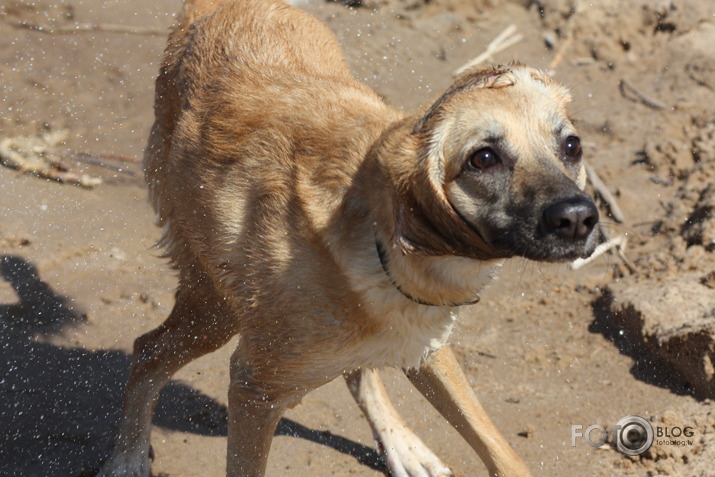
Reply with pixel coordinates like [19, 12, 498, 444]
[527, 68, 573, 106]
[412, 65, 520, 138]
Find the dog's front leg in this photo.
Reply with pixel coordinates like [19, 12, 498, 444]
[345, 368, 453, 477]
[405, 346, 532, 477]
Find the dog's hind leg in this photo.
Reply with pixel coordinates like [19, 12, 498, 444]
[405, 346, 532, 477]
[345, 368, 454, 477]
[99, 275, 239, 477]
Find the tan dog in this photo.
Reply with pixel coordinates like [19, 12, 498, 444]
[98, 0, 599, 476]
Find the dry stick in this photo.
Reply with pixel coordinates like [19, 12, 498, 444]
[11, 21, 166, 36]
[1, 136, 103, 188]
[596, 219, 637, 275]
[1, 154, 103, 188]
[547, 36, 573, 70]
[571, 235, 627, 271]
[584, 162, 624, 223]
[572, 233, 637, 274]
[93, 152, 140, 163]
[453, 24, 523, 76]
[572, 164, 637, 273]
[54, 152, 138, 176]
[615, 244, 638, 275]
[619, 78, 667, 110]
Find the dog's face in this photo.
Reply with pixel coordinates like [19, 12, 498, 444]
[403, 65, 598, 262]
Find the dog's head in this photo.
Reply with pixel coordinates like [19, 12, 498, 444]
[387, 64, 598, 262]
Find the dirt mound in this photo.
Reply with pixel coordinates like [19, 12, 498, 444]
[595, 276, 715, 398]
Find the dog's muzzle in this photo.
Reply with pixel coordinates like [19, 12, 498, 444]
[541, 196, 599, 242]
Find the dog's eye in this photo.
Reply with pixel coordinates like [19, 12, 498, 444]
[564, 136, 582, 161]
[468, 148, 500, 170]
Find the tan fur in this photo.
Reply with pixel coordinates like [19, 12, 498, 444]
[99, 0, 598, 476]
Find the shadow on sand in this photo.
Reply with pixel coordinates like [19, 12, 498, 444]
[589, 288, 698, 399]
[0, 255, 386, 476]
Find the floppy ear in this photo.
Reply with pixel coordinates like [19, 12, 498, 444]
[392, 176, 457, 257]
[386, 67, 521, 260]
[392, 148, 504, 261]
[368, 120, 459, 257]
[380, 132, 502, 260]
[412, 65, 515, 136]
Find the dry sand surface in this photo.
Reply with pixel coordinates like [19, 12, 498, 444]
[1, 0, 714, 476]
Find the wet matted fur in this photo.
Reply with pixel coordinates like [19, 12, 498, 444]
[99, 0, 599, 476]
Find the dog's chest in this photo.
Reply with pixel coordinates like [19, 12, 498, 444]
[332, 247, 495, 369]
[342, 265, 457, 368]
[350, 283, 460, 369]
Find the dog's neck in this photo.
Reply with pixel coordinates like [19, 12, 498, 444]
[375, 239, 484, 307]
[373, 233, 499, 308]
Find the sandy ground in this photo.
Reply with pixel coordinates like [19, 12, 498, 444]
[1, 0, 714, 476]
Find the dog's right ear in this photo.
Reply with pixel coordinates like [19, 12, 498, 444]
[368, 120, 456, 257]
[412, 65, 515, 136]
[371, 120, 503, 261]
[388, 68, 521, 261]
[391, 172, 458, 257]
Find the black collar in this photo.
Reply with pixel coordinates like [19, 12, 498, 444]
[375, 239, 480, 308]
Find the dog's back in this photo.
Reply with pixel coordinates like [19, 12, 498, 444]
[146, 0, 350, 198]
[145, 0, 399, 276]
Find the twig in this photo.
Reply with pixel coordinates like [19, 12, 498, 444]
[55, 152, 138, 176]
[86, 152, 140, 163]
[453, 24, 523, 76]
[0, 133, 103, 188]
[619, 78, 667, 110]
[11, 21, 166, 36]
[570, 234, 628, 271]
[584, 163, 624, 223]
[571, 162, 637, 273]
[547, 36, 573, 70]
[615, 244, 638, 275]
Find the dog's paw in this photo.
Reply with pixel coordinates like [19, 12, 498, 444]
[95, 451, 151, 477]
[384, 451, 453, 477]
[379, 431, 454, 477]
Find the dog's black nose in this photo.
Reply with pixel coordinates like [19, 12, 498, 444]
[542, 197, 599, 241]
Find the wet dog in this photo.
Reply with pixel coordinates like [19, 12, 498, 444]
[99, 0, 598, 475]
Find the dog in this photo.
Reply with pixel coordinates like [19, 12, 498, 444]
[98, 0, 599, 475]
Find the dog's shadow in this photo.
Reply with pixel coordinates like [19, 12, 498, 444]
[0, 255, 386, 476]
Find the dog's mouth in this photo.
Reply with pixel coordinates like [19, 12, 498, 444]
[522, 235, 599, 262]
[459, 195, 600, 263]
[486, 229, 599, 263]
[490, 228, 600, 263]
